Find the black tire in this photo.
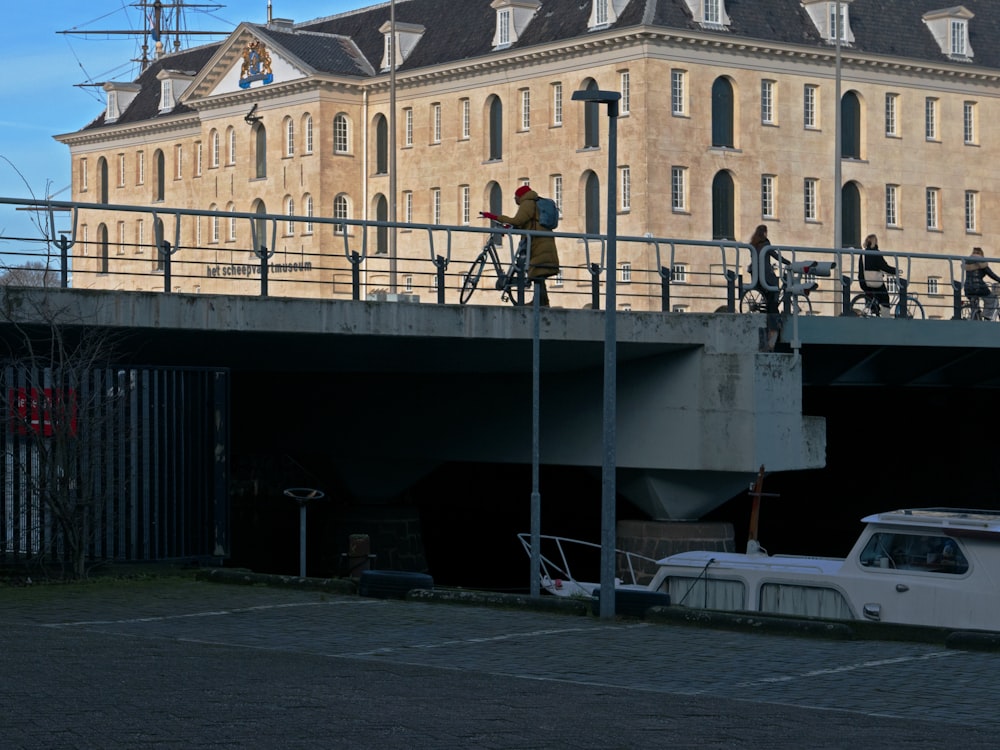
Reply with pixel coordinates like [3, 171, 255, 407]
[358, 570, 434, 599]
[459, 253, 486, 304]
[739, 288, 767, 314]
[894, 298, 925, 319]
[790, 293, 813, 316]
[850, 293, 872, 317]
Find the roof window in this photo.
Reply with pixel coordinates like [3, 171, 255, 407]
[681, 0, 731, 31]
[102, 82, 141, 123]
[379, 21, 425, 70]
[802, 0, 855, 45]
[491, 0, 540, 49]
[923, 6, 975, 61]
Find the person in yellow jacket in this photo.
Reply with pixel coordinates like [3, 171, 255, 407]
[480, 185, 560, 306]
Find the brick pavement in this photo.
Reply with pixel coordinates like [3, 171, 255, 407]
[1, 576, 997, 749]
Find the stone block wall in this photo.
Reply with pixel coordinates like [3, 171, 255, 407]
[617, 520, 735, 585]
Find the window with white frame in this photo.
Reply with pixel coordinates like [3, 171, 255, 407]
[195, 216, 201, 247]
[211, 130, 220, 167]
[966, 190, 978, 233]
[804, 178, 818, 221]
[520, 90, 530, 131]
[620, 70, 630, 115]
[761, 175, 776, 218]
[228, 128, 236, 165]
[620, 166, 630, 211]
[227, 203, 236, 241]
[195, 142, 202, 176]
[304, 115, 314, 154]
[432, 188, 441, 224]
[620, 261, 632, 283]
[305, 195, 314, 234]
[552, 83, 563, 126]
[705, 0, 722, 25]
[552, 270, 564, 288]
[552, 174, 563, 215]
[964, 101, 977, 145]
[175, 145, 182, 179]
[761, 80, 775, 125]
[334, 114, 349, 154]
[671, 166, 687, 212]
[595, 0, 609, 26]
[885, 93, 899, 137]
[885, 275, 899, 294]
[118, 154, 126, 187]
[432, 103, 442, 143]
[404, 191, 413, 223]
[926, 188, 940, 230]
[885, 184, 899, 227]
[118, 221, 126, 255]
[136, 219, 144, 253]
[925, 98, 938, 140]
[928, 276, 941, 296]
[286, 197, 295, 235]
[285, 117, 294, 156]
[461, 99, 470, 139]
[404, 274, 413, 293]
[404, 108, 413, 147]
[80, 158, 88, 191]
[828, 1, 848, 41]
[671, 69, 686, 116]
[210, 204, 219, 243]
[951, 19, 968, 57]
[803, 84, 818, 129]
[498, 8, 511, 46]
[461, 185, 470, 225]
[334, 194, 349, 234]
[137, 151, 144, 185]
[672, 263, 688, 284]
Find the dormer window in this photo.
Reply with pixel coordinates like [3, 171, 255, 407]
[802, 0, 855, 45]
[379, 21, 425, 71]
[102, 82, 141, 123]
[588, 0, 631, 31]
[681, 0, 731, 31]
[491, 0, 540, 49]
[156, 70, 196, 113]
[923, 7, 974, 61]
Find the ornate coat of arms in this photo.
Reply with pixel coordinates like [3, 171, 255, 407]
[239, 39, 274, 89]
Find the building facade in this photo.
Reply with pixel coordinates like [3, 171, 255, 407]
[54, 0, 1000, 313]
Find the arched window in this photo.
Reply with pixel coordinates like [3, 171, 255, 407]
[284, 117, 294, 157]
[154, 149, 165, 201]
[712, 77, 735, 148]
[584, 171, 601, 234]
[210, 129, 220, 167]
[253, 200, 267, 253]
[286, 196, 295, 235]
[711, 171, 735, 240]
[303, 114, 314, 154]
[254, 123, 267, 178]
[209, 203, 219, 243]
[154, 218, 165, 272]
[488, 182, 503, 216]
[98, 223, 109, 274]
[227, 202, 237, 242]
[227, 127, 236, 165]
[97, 157, 109, 203]
[583, 78, 600, 148]
[842, 181, 862, 248]
[841, 91, 861, 159]
[333, 194, 349, 235]
[304, 194, 314, 234]
[334, 114, 350, 154]
[374, 194, 388, 254]
[375, 114, 388, 174]
[488, 97, 503, 160]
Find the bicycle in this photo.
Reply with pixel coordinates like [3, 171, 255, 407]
[850, 278, 925, 319]
[459, 224, 530, 305]
[960, 283, 1000, 321]
[739, 283, 813, 315]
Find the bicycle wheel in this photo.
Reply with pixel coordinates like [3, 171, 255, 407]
[739, 288, 767, 314]
[960, 302, 980, 321]
[459, 252, 487, 304]
[894, 298, 925, 319]
[790, 293, 813, 316]
[849, 293, 871, 317]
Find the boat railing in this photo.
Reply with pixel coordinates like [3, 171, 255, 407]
[517, 533, 658, 593]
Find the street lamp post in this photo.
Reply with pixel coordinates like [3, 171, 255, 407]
[572, 88, 620, 620]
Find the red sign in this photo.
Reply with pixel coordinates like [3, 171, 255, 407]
[8, 387, 78, 437]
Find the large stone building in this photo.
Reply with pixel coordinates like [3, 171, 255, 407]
[55, 0, 1000, 313]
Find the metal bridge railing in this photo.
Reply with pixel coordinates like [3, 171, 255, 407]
[0, 196, 981, 320]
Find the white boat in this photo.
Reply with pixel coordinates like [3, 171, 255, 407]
[648, 507, 1000, 632]
[516, 533, 658, 597]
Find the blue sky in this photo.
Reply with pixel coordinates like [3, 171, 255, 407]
[0, 0, 362, 255]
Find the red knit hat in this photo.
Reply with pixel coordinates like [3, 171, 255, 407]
[515, 185, 532, 199]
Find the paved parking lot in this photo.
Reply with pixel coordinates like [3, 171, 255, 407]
[1, 576, 996, 749]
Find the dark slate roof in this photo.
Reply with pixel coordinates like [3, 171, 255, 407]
[250, 26, 375, 77]
[85, 44, 220, 130]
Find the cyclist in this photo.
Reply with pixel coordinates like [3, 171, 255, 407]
[858, 234, 896, 317]
[480, 184, 559, 306]
[749, 224, 788, 315]
[964, 247, 1000, 319]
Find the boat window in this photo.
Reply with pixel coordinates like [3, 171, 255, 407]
[859, 532, 968, 574]
[760, 584, 853, 620]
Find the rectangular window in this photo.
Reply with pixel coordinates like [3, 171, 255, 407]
[804, 178, 818, 221]
[761, 80, 775, 125]
[964, 101, 977, 145]
[928, 277, 940, 296]
[286, 118, 295, 156]
[620, 261, 632, 283]
[334, 116, 349, 154]
[404, 275, 413, 293]
[195, 216, 202, 247]
[137, 151, 145, 185]
[926, 187, 940, 230]
[951, 20, 967, 56]
[925, 97, 938, 140]
[829, 3, 847, 41]
[432, 103, 442, 143]
[552, 174, 563, 215]
[520, 90, 530, 131]
[885, 93, 898, 137]
[620, 166, 631, 211]
[175, 145, 182, 179]
[671, 166, 687, 212]
[136, 219, 144, 254]
[705, 0, 721, 25]
[761, 175, 776, 219]
[498, 8, 511, 45]
[80, 158, 88, 191]
[966, 190, 978, 233]
[118, 221, 126, 255]
[118, 154, 126, 187]
[620, 70, 630, 115]
[195, 142, 203, 176]
[552, 83, 563, 126]
[803, 85, 818, 129]
[672, 264, 688, 283]
[671, 69, 686, 116]
[461, 99, 470, 139]
[461, 185, 470, 225]
[885, 184, 899, 227]
[404, 191, 413, 223]
[305, 117, 314, 153]
[404, 108, 413, 147]
[432, 188, 441, 224]
[228, 130, 236, 165]
[595, 0, 608, 26]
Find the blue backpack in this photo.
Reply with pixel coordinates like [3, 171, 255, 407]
[535, 196, 559, 230]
